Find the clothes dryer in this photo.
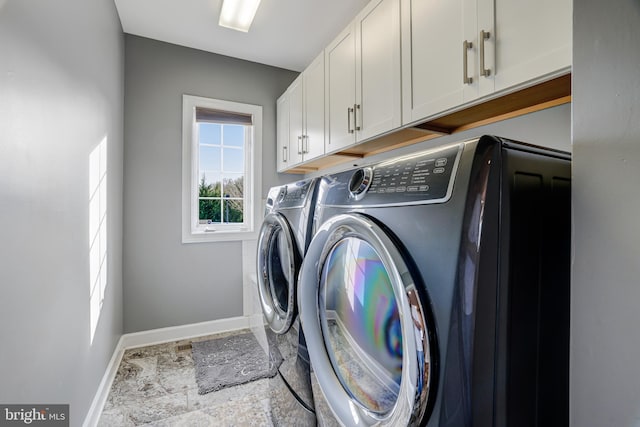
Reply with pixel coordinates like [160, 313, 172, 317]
[256, 178, 318, 425]
[298, 135, 571, 426]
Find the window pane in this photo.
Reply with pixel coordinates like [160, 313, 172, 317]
[200, 145, 221, 172]
[223, 147, 244, 172]
[199, 199, 221, 224]
[223, 125, 244, 147]
[222, 174, 243, 198]
[199, 123, 221, 145]
[199, 174, 221, 197]
[222, 199, 243, 223]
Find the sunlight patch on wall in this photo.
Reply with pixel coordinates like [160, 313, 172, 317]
[89, 137, 108, 344]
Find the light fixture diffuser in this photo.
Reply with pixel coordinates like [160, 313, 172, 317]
[219, 0, 262, 32]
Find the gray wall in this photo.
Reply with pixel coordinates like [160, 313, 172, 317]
[0, 0, 124, 423]
[572, 1, 640, 425]
[123, 35, 298, 333]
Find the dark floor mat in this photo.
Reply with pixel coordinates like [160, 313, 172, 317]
[191, 331, 282, 395]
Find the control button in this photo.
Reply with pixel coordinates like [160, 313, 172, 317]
[433, 167, 445, 174]
[387, 187, 396, 193]
[396, 186, 406, 193]
[407, 186, 419, 192]
[435, 158, 448, 167]
[419, 185, 430, 191]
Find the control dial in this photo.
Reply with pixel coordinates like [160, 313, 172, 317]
[348, 167, 373, 200]
[277, 186, 287, 203]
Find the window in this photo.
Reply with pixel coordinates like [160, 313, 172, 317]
[182, 95, 262, 243]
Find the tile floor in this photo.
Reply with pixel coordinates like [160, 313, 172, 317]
[98, 329, 275, 426]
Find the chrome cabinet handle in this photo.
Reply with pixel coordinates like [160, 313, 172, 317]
[480, 30, 491, 77]
[297, 135, 303, 154]
[354, 104, 361, 131]
[348, 107, 354, 134]
[463, 40, 473, 84]
[282, 146, 287, 162]
[303, 135, 309, 154]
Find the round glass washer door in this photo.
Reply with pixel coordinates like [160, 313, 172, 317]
[299, 213, 437, 426]
[257, 212, 299, 334]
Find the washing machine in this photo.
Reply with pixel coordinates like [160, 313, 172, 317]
[298, 135, 571, 426]
[256, 178, 317, 425]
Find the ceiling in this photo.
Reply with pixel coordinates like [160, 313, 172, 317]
[114, 0, 370, 72]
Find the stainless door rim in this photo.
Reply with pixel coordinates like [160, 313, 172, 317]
[257, 212, 297, 335]
[299, 213, 435, 426]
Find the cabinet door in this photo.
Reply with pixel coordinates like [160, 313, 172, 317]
[326, 23, 357, 153]
[464, 0, 495, 101]
[401, 0, 465, 125]
[356, 0, 401, 142]
[303, 52, 325, 161]
[288, 75, 304, 166]
[493, 0, 571, 92]
[276, 93, 289, 172]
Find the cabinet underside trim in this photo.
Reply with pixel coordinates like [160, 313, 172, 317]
[281, 73, 571, 174]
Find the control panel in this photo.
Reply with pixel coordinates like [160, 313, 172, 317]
[275, 179, 313, 208]
[324, 144, 462, 206]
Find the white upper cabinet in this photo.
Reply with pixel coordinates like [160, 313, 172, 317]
[277, 0, 571, 172]
[326, 22, 357, 152]
[401, 0, 495, 124]
[492, 0, 571, 92]
[302, 53, 326, 162]
[288, 75, 304, 166]
[402, 0, 467, 124]
[468, 0, 495, 100]
[402, 0, 570, 126]
[276, 52, 326, 170]
[326, 0, 401, 153]
[276, 92, 289, 172]
[356, 0, 402, 141]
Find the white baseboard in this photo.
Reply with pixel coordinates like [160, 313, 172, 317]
[82, 335, 125, 427]
[120, 316, 250, 349]
[82, 316, 251, 427]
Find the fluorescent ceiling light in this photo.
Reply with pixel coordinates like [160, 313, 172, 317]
[219, 0, 262, 32]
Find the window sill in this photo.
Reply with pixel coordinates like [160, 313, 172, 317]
[182, 229, 258, 244]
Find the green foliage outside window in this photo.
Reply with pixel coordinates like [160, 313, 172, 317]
[199, 175, 244, 223]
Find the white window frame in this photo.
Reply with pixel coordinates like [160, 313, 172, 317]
[182, 94, 262, 243]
